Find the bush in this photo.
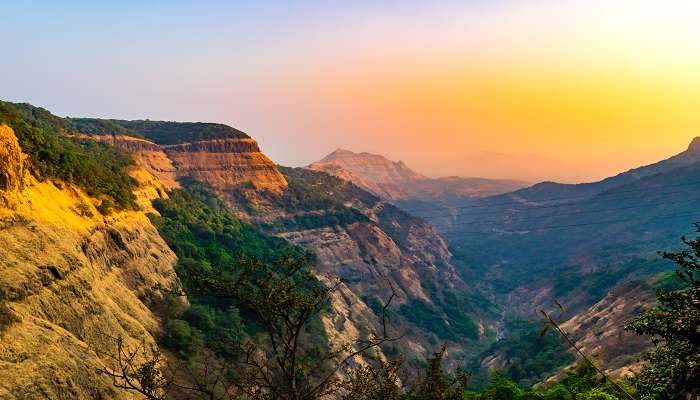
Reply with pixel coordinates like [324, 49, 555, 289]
[97, 199, 114, 215]
[163, 319, 202, 357]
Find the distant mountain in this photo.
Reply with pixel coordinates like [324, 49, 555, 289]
[415, 137, 700, 380]
[501, 137, 700, 204]
[308, 149, 528, 202]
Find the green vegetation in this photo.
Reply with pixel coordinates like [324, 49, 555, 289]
[625, 227, 700, 399]
[467, 319, 575, 388]
[121, 120, 249, 144]
[266, 208, 371, 231]
[150, 181, 303, 267]
[399, 297, 479, 342]
[276, 166, 379, 211]
[464, 361, 631, 400]
[552, 258, 671, 301]
[67, 118, 250, 144]
[147, 181, 315, 359]
[0, 101, 137, 208]
[64, 117, 142, 137]
[232, 166, 379, 231]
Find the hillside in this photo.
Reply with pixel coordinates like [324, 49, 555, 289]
[2, 100, 693, 398]
[411, 139, 700, 381]
[308, 149, 527, 202]
[0, 123, 180, 398]
[0, 101, 501, 400]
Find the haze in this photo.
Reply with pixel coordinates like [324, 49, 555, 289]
[3, 1, 700, 183]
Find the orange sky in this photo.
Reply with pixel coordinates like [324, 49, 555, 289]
[5, 1, 700, 183]
[230, 1, 700, 183]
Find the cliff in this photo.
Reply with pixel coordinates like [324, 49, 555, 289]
[86, 134, 287, 193]
[0, 126, 180, 399]
[0, 125, 27, 207]
[163, 138, 287, 192]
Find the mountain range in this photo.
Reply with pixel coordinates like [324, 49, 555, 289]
[0, 99, 696, 397]
[0, 101, 493, 398]
[307, 138, 700, 381]
[308, 149, 528, 202]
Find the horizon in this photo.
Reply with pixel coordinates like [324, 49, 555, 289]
[4, 1, 700, 183]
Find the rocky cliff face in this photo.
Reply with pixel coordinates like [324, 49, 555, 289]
[0, 124, 27, 207]
[163, 138, 287, 192]
[0, 126, 180, 399]
[72, 122, 487, 365]
[87, 134, 287, 193]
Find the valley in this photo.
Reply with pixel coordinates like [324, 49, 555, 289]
[0, 100, 697, 399]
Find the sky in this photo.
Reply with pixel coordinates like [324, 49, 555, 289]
[3, 0, 700, 183]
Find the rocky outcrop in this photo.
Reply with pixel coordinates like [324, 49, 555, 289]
[0, 125, 180, 399]
[85, 134, 180, 190]
[162, 138, 261, 153]
[308, 149, 424, 200]
[84, 135, 287, 193]
[0, 125, 27, 207]
[163, 138, 287, 192]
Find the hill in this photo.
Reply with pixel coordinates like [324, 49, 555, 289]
[308, 149, 527, 202]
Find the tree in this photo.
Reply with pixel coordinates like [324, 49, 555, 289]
[404, 345, 470, 400]
[100, 254, 399, 400]
[625, 225, 700, 400]
[186, 254, 399, 400]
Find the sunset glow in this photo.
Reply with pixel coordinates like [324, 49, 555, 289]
[4, 0, 700, 182]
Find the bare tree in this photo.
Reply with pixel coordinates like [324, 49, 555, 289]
[96, 334, 236, 400]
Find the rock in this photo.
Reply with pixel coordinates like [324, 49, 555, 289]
[163, 138, 288, 192]
[0, 125, 27, 207]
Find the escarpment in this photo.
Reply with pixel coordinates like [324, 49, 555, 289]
[86, 134, 287, 193]
[162, 137, 287, 192]
[0, 126, 180, 399]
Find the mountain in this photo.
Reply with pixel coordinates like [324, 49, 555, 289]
[2, 99, 692, 397]
[65, 117, 492, 360]
[308, 149, 528, 202]
[416, 138, 700, 381]
[0, 101, 496, 398]
[494, 137, 700, 204]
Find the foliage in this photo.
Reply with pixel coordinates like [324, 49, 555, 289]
[399, 298, 478, 342]
[64, 117, 142, 137]
[148, 182, 308, 360]
[66, 118, 249, 144]
[625, 226, 700, 400]
[266, 208, 371, 231]
[338, 357, 403, 400]
[278, 166, 379, 209]
[0, 101, 137, 208]
[150, 182, 304, 270]
[404, 346, 470, 400]
[467, 319, 575, 388]
[464, 361, 628, 400]
[120, 120, 249, 144]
